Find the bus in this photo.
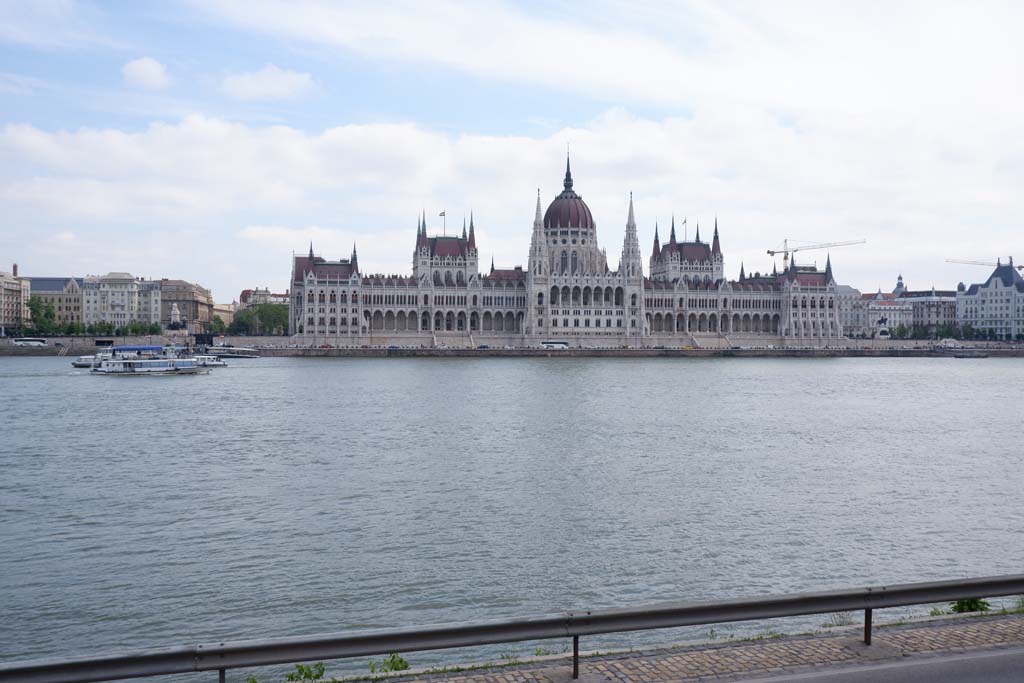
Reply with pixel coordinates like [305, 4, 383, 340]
[540, 340, 570, 350]
[13, 337, 47, 347]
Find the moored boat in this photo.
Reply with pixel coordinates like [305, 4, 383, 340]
[195, 354, 228, 367]
[71, 355, 95, 368]
[207, 345, 259, 359]
[90, 345, 208, 376]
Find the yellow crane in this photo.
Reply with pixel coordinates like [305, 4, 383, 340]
[766, 239, 866, 269]
[946, 257, 1021, 271]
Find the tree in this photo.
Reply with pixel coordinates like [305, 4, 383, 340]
[210, 315, 227, 334]
[893, 324, 908, 340]
[26, 296, 58, 335]
[228, 304, 288, 335]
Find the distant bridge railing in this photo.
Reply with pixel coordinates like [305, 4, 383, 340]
[3, 574, 1023, 683]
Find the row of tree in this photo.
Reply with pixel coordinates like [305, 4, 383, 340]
[868, 323, 1023, 341]
[21, 297, 162, 336]
[226, 303, 289, 336]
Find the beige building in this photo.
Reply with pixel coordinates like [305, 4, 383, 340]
[212, 302, 236, 327]
[160, 279, 214, 333]
[83, 272, 162, 327]
[28, 277, 84, 325]
[1, 264, 30, 333]
[239, 287, 289, 308]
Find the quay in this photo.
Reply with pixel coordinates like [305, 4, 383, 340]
[5, 344, 1024, 358]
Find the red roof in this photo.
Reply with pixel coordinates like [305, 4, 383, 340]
[543, 160, 593, 229]
[428, 236, 468, 258]
[659, 241, 712, 262]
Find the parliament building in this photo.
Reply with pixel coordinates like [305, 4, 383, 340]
[290, 160, 844, 347]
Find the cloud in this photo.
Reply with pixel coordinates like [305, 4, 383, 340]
[192, 1, 1024, 118]
[0, 72, 46, 95]
[2, 107, 1022, 300]
[122, 57, 170, 90]
[221, 64, 314, 100]
[0, 0, 112, 48]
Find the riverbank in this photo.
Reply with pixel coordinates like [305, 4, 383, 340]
[338, 612, 1024, 683]
[256, 346, 1024, 358]
[4, 344, 1023, 358]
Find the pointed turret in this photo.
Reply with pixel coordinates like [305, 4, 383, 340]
[669, 215, 677, 245]
[695, 221, 701, 243]
[351, 243, 359, 272]
[308, 242, 314, 259]
[825, 253, 833, 283]
[619, 192, 642, 279]
[490, 254, 495, 274]
[534, 189, 542, 225]
[772, 260, 778, 276]
[739, 262, 745, 281]
[652, 222, 661, 258]
[468, 212, 477, 251]
[712, 217, 721, 255]
[461, 218, 467, 240]
[563, 154, 573, 191]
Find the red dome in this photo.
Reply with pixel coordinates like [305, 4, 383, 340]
[544, 159, 593, 229]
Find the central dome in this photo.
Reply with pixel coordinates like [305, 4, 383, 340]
[543, 158, 594, 229]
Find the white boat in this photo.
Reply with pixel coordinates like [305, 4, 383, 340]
[71, 355, 95, 368]
[90, 345, 207, 376]
[208, 345, 259, 359]
[194, 354, 228, 367]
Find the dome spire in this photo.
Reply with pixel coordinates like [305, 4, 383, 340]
[563, 153, 573, 191]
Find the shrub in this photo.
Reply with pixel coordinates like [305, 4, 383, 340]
[369, 653, 410, 674]
[950, 598, 990, 613]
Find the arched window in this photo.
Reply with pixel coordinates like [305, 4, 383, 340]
[472, 295, 478, 306]
[537, 292, 544, 305]
[631, 293, 638, 306]
[571, 251, 578, 274]
[560, 251, 568, 273]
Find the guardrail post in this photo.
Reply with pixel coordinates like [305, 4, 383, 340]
[864, 608, 872, 645]
[572, 635, 579, 679]
[218, 668, 225, 683]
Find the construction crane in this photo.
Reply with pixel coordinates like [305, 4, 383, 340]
[946, 257, 1022, 271]
[766, 239, 866, 269]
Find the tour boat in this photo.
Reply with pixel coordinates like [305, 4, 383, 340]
[90, 345, 207, 376]
[207, 345, 259, 359]
[71, 355, 96, 368]
[194, 355, 228, 367]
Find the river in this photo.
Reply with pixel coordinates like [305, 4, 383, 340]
[1, 356, 1022, 679]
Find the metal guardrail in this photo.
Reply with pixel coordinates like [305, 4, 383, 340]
[3, 574, 1023, 683]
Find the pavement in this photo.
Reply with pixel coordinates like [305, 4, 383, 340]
[368, 613, 1024, 683]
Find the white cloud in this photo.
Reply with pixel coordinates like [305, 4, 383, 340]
[221, 64, 314, 100]
[2, 108, 1022, 301]
[122, 57, 170, 90]
[192, 1, 1024, 118]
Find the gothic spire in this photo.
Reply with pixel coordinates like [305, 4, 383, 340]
[533, 189, 543, 226]
[351, 243, 359, 271]
[308, 242, 314, 259]
[739, 261, 745, 281]
[695, 221, 701, 243]
[669, 215, 677, 244]
[490, 254, 495, 273]
[626, 192, 635, 226]
[468, 212, 477, 250]
[712, 216, 721, 255]
[652, 222, 661, 258]
[461, 217, 467, 240]
[563, 154, 573, 191]
[825, 253, 833, 283]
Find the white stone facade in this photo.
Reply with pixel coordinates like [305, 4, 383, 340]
[290, 162, 847, 347]
[956, 260, 1024, 339]
[82, 272, 162, 326]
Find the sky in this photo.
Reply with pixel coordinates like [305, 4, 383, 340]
[1, 0, 1022, 302]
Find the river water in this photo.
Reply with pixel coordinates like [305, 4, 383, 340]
[1, 356, 1022, 679]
